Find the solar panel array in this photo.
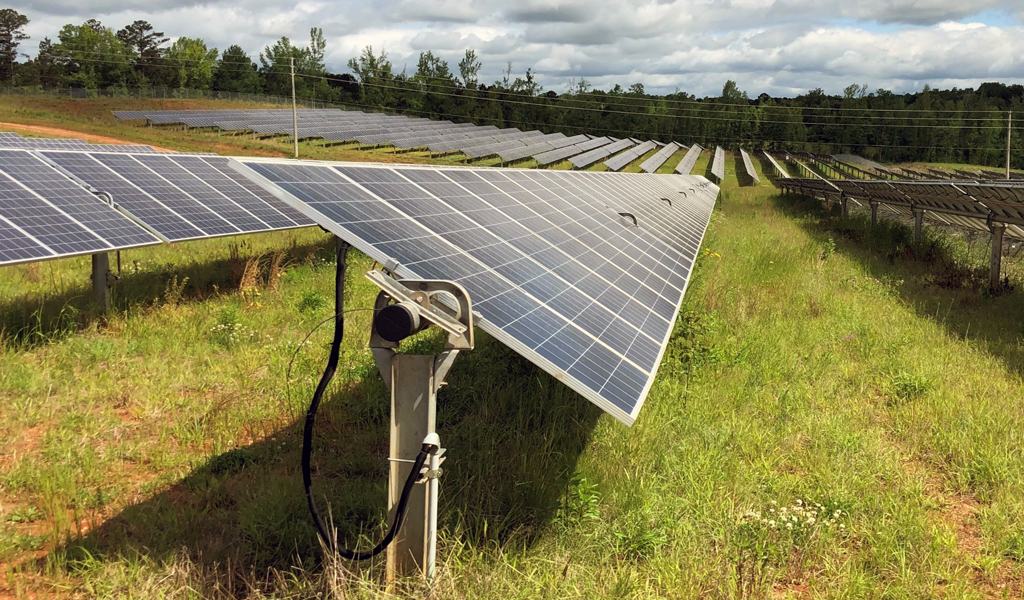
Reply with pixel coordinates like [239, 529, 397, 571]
[235, 158, 719, 424]
[117, 109, 622, 163]
[0, 132, 160, 154]
[640, 142, 681, 174]
[834, 154, 890, 174]
[498, 134, 588, 163]
[534, 137, 613, 167]
[675, 144, 703, 175]
[605, 141, 659, 172]
[711, 147, 726, 181]
[740, 149, 760, 183]
[781, 177, 1024, 241]
[0, 149, 161, 266]
[39, 150, 314, 242]
[762, 152, 790, 178]
[569, 138, 635, 169]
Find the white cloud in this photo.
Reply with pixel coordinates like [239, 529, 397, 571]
[7, 0, 1024, 96]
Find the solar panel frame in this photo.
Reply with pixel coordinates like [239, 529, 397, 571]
[639, 142, 680, 173]
[740, 149, 760, 183]
[674, 144, 703, 175]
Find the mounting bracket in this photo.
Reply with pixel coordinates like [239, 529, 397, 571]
[366, 269, 474, 584]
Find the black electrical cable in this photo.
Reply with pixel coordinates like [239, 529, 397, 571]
[301, 240, 437, 559]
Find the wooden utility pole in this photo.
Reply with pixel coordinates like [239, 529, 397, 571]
[291, 57, 299, 159]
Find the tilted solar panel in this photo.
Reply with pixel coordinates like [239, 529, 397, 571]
[233, 159, 718, 424]
[38, 151, 314, 242]
[740, 149, 760, 183]
[0, 149, 160, 266]
[711, 147, 726, 181]
[674, 144, 703, 175]
[639, 142, 680, 173]
[605, 141, 658, 172]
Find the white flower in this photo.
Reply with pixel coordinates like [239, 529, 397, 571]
[786, 522, 793, 529]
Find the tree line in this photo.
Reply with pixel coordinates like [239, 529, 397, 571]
[0, 8, 1021, 167]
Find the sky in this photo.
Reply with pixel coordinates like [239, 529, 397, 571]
[8, 0, 1024, 98]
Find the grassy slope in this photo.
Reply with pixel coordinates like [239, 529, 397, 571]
[0, 100, 1023, 598]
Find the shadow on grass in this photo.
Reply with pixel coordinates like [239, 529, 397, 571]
[0, 240, 337, 349]
[734, 154, 755, 187]
[774, 190, 1024, 378]
[45, 329, 601, 586]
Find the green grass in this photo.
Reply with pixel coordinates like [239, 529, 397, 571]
[1, 102, 1024, 597]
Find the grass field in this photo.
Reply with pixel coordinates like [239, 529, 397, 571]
[1, 98, 1024, 598]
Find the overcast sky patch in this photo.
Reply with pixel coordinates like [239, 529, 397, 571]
[8, 0, 1024, 97]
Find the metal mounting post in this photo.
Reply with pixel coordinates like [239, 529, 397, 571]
[91, 252, 112, 313]
[870, 201, 878, 227]
[913, 209, 923, 244]
[367, 270, 474, 584]
[990, 223, 1006, 290]
[840, 194, 848, 218]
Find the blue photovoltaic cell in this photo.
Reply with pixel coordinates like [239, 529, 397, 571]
[39, 151, 314, 242]
[0, 150, 158, 250]
[236, 159, 718, 424]
[0, 150, 160, 265]
[41, 151, 206, 241]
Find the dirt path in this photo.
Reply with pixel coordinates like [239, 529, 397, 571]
[0, 122, 176, 152]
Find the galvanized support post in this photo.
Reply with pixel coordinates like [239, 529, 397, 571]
[291, 57, 299, 159]
[990, 223, 1006, 290]
[870, 202, 878, 227]
[386, 354, 435, 584]
[840, 194, 848, 218]
[91, 252, 111, 312]
[914, 209, 923, 244]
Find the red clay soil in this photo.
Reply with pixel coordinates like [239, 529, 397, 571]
[0, 122, 176, 152]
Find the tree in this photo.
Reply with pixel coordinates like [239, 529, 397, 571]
[52, 21, 134, 89]
[722, 80, 748, 101]
[629, 82, 645, 96]
[347, 45, 394, 108]
[116, 20, 168, 85]
[0, 9, 30, 83]
[458, 49, 481, 88]
[212, 45, 261, 93]
[165, 37, 217, 89]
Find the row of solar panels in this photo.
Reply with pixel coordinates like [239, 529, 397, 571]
[0, 131, 162, 154]
[0, 141, 720, 425]
[779, 177, 1024, 241]
[117, 109, 698, 171]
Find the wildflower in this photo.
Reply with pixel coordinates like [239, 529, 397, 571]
[786, 522, 793, 529]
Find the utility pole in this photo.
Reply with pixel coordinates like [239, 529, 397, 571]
[1007, 111, 1012, 179]
[291, 57, 299, 159]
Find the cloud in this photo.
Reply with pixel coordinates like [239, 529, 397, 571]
[6, 0, 1024, 97]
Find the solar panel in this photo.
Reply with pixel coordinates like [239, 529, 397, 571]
[763, 152, 790, 178]
[0, 149, 161, 266]
[740, 149, 760, 183]
[639, 142, 680, 173]
[38, 151, 313, 242]
[605, 141, 658, 172]
[674, 144, 703, 175]
[233, 159, 718, 424]
[569, 139, 636, 169]
[711, 147, 726, 181]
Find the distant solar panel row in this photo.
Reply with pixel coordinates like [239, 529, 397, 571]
[781, 178, 1024, 240]
[740, 149, 760, 183]
[674, 144, 703, 175]
[604, 141, 658, 172]
[711, 147, 726, 181]
[569, 138, 635, 169]
[535, 137, 613, 166]
[762, 152, 790, 178]
[640, 142, 681, 174]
